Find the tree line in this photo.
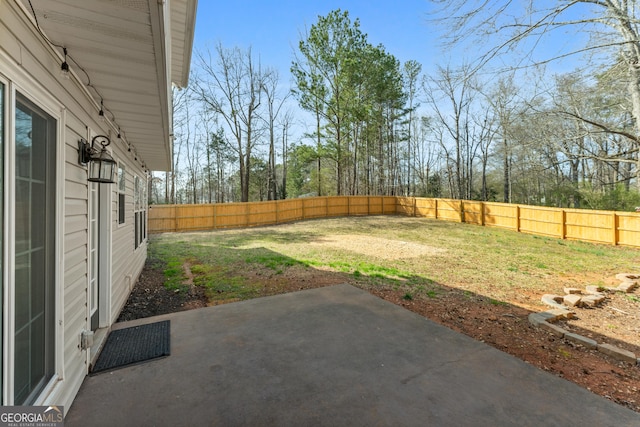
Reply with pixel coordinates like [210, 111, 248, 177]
[151, 5, 640, 211]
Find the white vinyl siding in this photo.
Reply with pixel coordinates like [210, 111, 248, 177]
[1, 0, 149, 408]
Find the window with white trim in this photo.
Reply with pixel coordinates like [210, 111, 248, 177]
[118, 164, 125, 224]
[134, 174, 147, 249]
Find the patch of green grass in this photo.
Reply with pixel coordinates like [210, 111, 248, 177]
[147, 216, 640, 308]
[246, 253, 304, 270]
[355, 263, 412, 279]
[163, 259, 187, 291]
[566, 244, 606, 257]
[626, 294, 640, 303]
[406, 277, 434, 287]
[206, 278, 256, 301]
[403, 293, 413, 300]
[188, 263, 257, 301]
[425, 290, 438, 298]
[558, 347, 572, 358]
[163, 264, 181, 278]
[488, 298, 508, 306]
[327, 261, 352, 272]
[321, 260, 413, 280]
[409, 283, 439, 299]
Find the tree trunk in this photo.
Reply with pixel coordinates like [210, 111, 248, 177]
[503, 139, 510, 203]
[629, 64, 640, 191]
[268, 128, 277, 200]
[281, 124, 288, 199]
[316, 109, 322, 197]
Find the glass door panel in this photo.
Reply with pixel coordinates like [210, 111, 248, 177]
[13, 93, 56, 405]
[89, 182, 99, 330]
[0, 82, 4, 403]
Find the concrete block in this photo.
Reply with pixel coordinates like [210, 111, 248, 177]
[564, 332, 597, 349]
[538, 321, 566, 337]
[593, 294, 606, 303]
[563, 294, 582, 307]
[597, 343, 637, 364]
[563, 287, 583, 295]
[584, 285, 604, 295]
[541, 294, 568, 310]
[548, 308, 575, 320]
[536, 309, 574, 323]
[582, 294, 605, 306]
[615, 273, 639, 281]
[617, 282, 638, 293]
[528, 313, 547, 327]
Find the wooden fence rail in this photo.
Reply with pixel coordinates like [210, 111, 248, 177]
[148, 196, 640, 248]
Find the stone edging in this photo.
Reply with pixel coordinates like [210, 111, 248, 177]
[528, 273, 640, 367]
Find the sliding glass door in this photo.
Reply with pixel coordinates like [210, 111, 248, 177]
[0, 82, 4, 405]
[13, 92, 56, 405]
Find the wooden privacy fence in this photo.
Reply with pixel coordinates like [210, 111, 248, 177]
[148, 196, 640, 248]
[149, 196, 397, 232]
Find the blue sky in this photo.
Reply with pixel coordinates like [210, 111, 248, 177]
[190, 1, 598, 146]
[193, 1, 442, 83]
[192, 1, 601, 84]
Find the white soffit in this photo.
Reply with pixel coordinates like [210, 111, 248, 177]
[171, 0, 197, 89]
[20, 0, 197, 171]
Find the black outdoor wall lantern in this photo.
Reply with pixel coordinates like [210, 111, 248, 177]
[78, 135, 117, 183]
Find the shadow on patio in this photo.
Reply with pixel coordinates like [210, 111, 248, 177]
[65, 284, 639, 426]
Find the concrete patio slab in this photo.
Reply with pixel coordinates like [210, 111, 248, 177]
[66, 284, 639, 426]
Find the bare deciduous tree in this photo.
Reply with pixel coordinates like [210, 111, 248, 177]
[194, 43, 268, 202]
[423, 64, 477, 199]
[261, 69, 289, 200]
[430, 0, 640, 186]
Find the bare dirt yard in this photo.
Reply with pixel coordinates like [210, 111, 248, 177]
[119, 216, 640, 413]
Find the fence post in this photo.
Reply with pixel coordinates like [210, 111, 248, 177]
[561, 210, 567, 239]
[325, 196, 328, 218]
[515, 205, 520, 232]
[434, 199, 439, 219]
[275, 200, 279, 225]
[480, 202, 485, 226]
[460, 200, 465, 223]
[173, 205, 177, 232]
[612, 212, 618, 245]
[413, 197, 417, 217]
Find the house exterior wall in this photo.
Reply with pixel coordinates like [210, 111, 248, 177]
[1, 0, 148, 409]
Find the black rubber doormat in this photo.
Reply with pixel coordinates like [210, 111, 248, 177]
[91, 320, 170, 375]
